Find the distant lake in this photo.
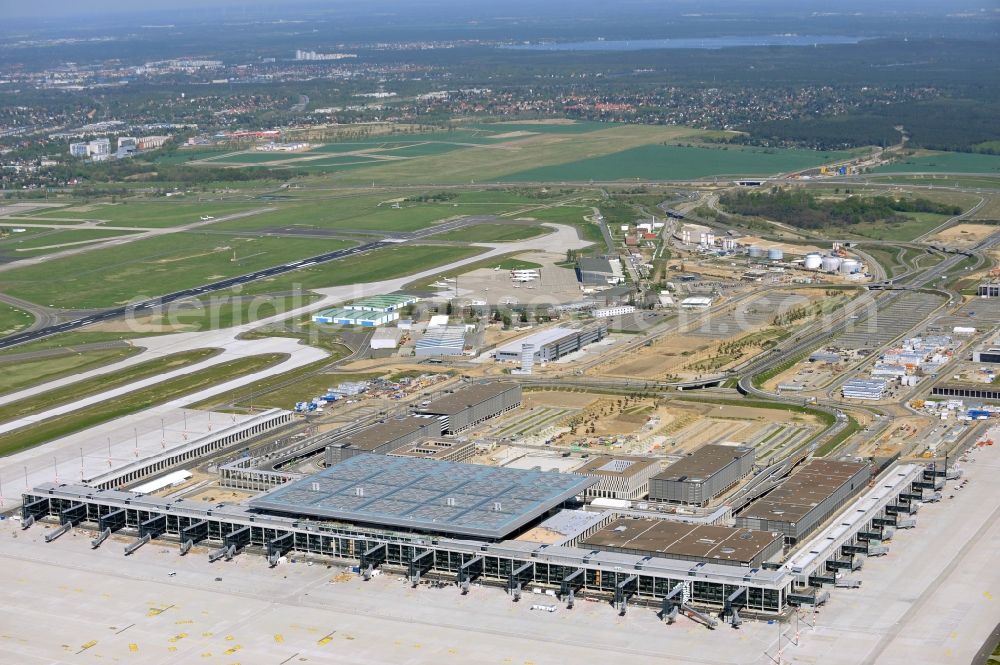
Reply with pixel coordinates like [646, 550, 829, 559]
[506, 35, 867, 51]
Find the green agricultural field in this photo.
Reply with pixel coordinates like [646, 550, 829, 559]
[0, 302, 34, 337]
[0, 233, 352, 309]
[238, 244, 483, 296]
[874, 151, 1000, 174]
[31, 200, 267, 228]
[0, 348, 218, 426]
[433, 223, 548, 242]
[328, 124, 709, 185]
[501, 144, 852, 182]
[0, 346, 140, 395]
[0, 353, 285, 457]
[0, 228, 142, 255]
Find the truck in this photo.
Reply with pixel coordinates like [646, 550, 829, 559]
[835, 578, 862, 589]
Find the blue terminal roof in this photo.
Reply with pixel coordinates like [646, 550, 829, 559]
[249, 454, 598, 539]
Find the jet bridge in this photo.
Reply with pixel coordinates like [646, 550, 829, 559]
[125, 514, 167, 555]
[507, 562, 534, 602]
[179, 520, 209, 556]
[558, 569, 585, 608]
[92, 508, 127, 548]
[457, 556, 484, 594]
[614, 575, 638, 615]
[360, 543, 387, 580]
[210, 526, 251, 562]
[407, 549, 434, 586]
[724, 587, 748, 628]
[267, 532, 294, 567]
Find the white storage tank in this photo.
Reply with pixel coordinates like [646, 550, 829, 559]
[804, 253, 823, 270]
[748, 246, 764, 258]
[767, 247, 784, 261]
[821, 256, 842, 272]
[840, 258, 861, 274]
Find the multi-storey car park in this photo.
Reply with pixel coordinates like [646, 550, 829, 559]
[649, 444, 755, 506]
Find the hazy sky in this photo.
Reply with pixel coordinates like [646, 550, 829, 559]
[7, 0, 990, 20]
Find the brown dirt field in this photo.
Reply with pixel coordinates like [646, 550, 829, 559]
[928, 223, 997, 247]
[523, 391, 599, 409]
[735, 236, 823, 255]
[184, 486, 257, 503]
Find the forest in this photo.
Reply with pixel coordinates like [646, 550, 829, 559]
[718, 188, 961, 230]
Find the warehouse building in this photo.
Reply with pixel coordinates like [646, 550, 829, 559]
[972, 339, 1000, 364]
[414, 325, 468, 357]
[581, 518, 783, 568]
[344, 294, 418, 312]
[576, 455, 660, 501]
[593, 305, 636, 319]
[324, 415, 442, 465]
[680, 296, 713, 309]
[414, 382, 521, 434]
[494, 324, 608, 363]
[576, 257, 624, 285]
[841, 378, 887, 400]
[932, 383, 1000, 400]
[370, 328, 403, 351]
[649, 444, 754, 506]
[735, 459, 871, 544]
[312, 308, 398, 327]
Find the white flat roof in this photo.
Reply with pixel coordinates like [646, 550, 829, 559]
[495, 327, 580, 355]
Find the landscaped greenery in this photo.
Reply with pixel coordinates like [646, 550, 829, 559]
[0, 302, 34, 337]
[0, 346, 140, 395]
[0, 233, 353, 309]
[0, 348, 219, 425]
[32, 200, 267, 228]
[433, 223, 548, 242]
[0, 228, 143, 254]
[237, 244, 483, 296]
[0, 353, 286, 457]
[151, 293, 320, 331]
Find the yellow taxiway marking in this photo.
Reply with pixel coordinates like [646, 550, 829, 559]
[224, 645, 242, 655]
[128, 643, 138, 653]
[273, 634, 284, 643]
